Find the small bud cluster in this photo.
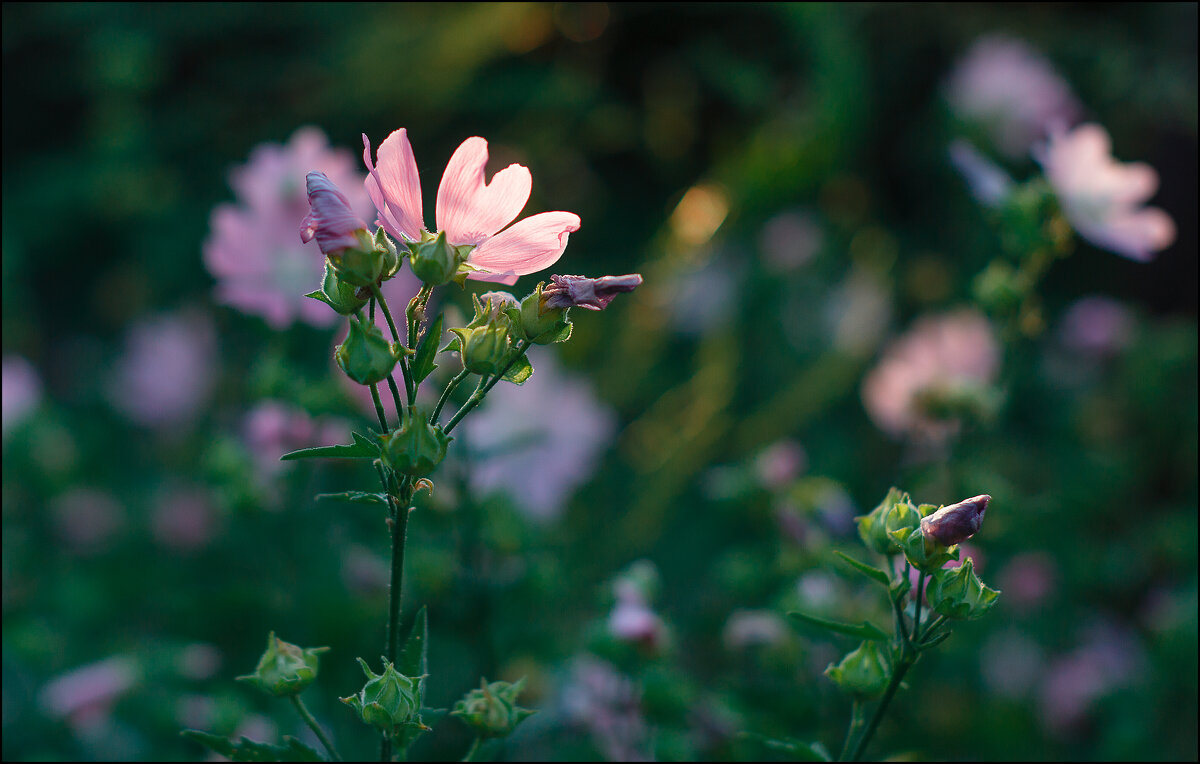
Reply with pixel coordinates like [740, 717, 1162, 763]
[451, 678, 536, 738]
[340, 658, 429, 739]
[236, 633, 329, 697]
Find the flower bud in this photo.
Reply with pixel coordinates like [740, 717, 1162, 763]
[542, 273, 643, 311]
[335, 318, 399, 385]
[236, 632, 329, 697]
[883, 498, 923, 538]
[379, 408, 450, 477]
[926, 557, 1000, 620]
[450, 323, 511, 376]
[824, 640, 890, 699]
[309, 260, 370, 316]
[921, 494, 990, 547]
[375, 226, 402, 280]
[301, 172, 387, 287]
[514, 282, 572, 344]
[473, 291, 520, 325]
[411, 231, 469, 286]
[340, 658, 427, 738]
[890, 522, 958, 574]
[855, 487, 909, 555]
[451, 678, 536, 739]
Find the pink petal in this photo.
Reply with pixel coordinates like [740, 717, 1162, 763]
[363, 130, 424, 242]
[1081, 207, 1176, 263]
[467, 211, 581, 281]
[303, 172, 366, 254]
[436, 137, 532, 246]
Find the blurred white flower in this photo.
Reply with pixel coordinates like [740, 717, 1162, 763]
[759, 210, 824, 271]
[1036, 123, 1175, 261]
[723, 609, 788, 650]
[462, 347, 615, 521]
[106, 310, 217, 429]
[944, 35, 1080, 158]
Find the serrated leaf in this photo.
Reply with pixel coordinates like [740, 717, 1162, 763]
[738, 732, 832, 761]
[501, 353, 533, 385]
[833, 550, 891, 587]
[315, 491, 389, 506]
[787, 610, 889, 641]
[280, 432, 380, 461]
[181, 731, 324, 762]
[410, 314, 443, 383]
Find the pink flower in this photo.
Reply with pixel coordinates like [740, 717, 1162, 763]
[542, 273, 643, 310]
[948, 139, 1014, 208]
[106, 310, 217, 429]
[51, 488, 125, 555]
[2, 355, 42, 439]
[151, 485, 219, 552]
[363, 129, 581, 285]
[944, 35, 1080, 158]
[1057, 296, 1134, 357]
[243, 400, 349, 485]
[723, 609, 788, 650]
[920, 494, 990, 547]
[204, 127, 373, 329]
[862, 309, 1000, 442]
[754, 440, 807, 490]
[39, 656, 138, 729]
[300, 171, 369, 255]
[1036, 123, 1176, 262]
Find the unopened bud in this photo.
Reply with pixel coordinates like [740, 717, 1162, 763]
[542, 273, 643, 311]
[514, 282, 572, 344]
[411, 231, 469, 286]
[379, 408, 450, 477]
[921, 494, 989, 547]
[335, 318, 399, 385]
[451, 323, 511, 376]
[236, 632, 329, 697]
[824, 640, 890, 699]
[340, 658, 427, 738]
[302, 172, 388, 287]
[926, 557, 1000, 620]
[308, 260, 370, 315]
[451, 678, 536, 738]
[856, 487, 909, 555]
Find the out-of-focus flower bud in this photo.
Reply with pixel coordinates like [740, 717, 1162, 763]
[825, 640, 891, 699]
[451, 678, 536, 738]
[514, 282, 572, 344]
[926, 557, 1000, 620]
[542, 273, 643, 311]
[856, 487, 909, 555]
[309, 261, 370, 315]
[411, 231, 470, 286]
[236, 633, 329, 697]
[302, 172, 388, 287]
[380, 408, 450, 477]
[335, 318, 399, 385]
[340, 658, 428, 738]
[921, 494, 990, 547]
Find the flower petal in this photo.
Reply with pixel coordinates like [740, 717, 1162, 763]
[363, 130, 424, 242]
[467, 211, 581, 282]
[436, 137, 532, 246]
[303, 172, 367, 254]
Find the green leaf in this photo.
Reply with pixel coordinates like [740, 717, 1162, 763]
[304, 290, 337, 309]
[280, 432, 380, 461]
[545, 318, 573, 344]
[787, 611, 889, 641]
[501, 353, 533, 385]
[738, 732, 832, 761]
[399, 606, 429, 684]
[181, 731, 324, 762]
[410, 314, 444, 383]
[833, 550, 891, 587]
[315, 491, 389, 507]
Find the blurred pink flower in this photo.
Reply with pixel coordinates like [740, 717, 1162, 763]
[39, 656, 137, 729]
[204, 127, 372, 328]
[1038, 622, 1145, 735]
[106, 311, 217, 429]
[1036, 123, 1176, 262]
[151, 485, 219, 552]
[1058, 295, 1135, 357]
[461, 347, 615, 521]
[759, 210, 823, 271]
[363, 129, 580, 285]
[997, 552, 1057, 612]
[177, 643, 223, 681]
[2, 355, 41, 439]
[861, 309, 1000, 442]
[754, 440, 807, 490]
[944, 35, 1080, 158]
[243, 400, 349, 483]
[723, 609, 788, 650]
[560, 656, 652, 762]
[980, 629, 1045, 699]
[51, 488, 125, 555]
[948, 139, 1014, 208]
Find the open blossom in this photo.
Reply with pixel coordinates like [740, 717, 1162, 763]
[363, 129, 581, 284]
[862, 309, 1000, 442]
[204, 127, 372, 328]
[542, 273, 643, 310]
[1036, 123, 1176, 262]
[944, 35, 1080, 158]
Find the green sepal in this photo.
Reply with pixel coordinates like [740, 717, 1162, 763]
[787, 610, 889, 641]
[391, 608, 431, 752]
[280, 432, 380, 461]
[315, 491, 389, 507]
[304, 290, 338, 309]
[181, 731, 324, 762]
[918, 629, 953, 650]
[500, 353, 533, 385]
[410, 314, 444, 383]
[832, 550, 890, 587]
[738, 732, 832, 762]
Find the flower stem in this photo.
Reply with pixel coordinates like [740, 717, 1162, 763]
[432, 368, 471, 425]
[370, 383, 389, 433]
[849, 657, 914, 762]
[289, 695, 342, 762]
[445, 340, 532, 434]
[462, 736, 483, 762]
[837, 701, 866, 761]
[913, 570, 927, 641]
[370, 284, 415, 405]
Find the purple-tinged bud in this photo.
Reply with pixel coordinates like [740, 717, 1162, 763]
[542, 273, 643, 311]
[921, 494, 990, 547]
[301, 172, 369, 255]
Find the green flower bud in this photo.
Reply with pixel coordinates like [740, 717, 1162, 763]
[411, 231, 470, 286]
[328, 229, 389, 287]
[310, 260, 370, 315]
[926, 558, 1000, 620]
[236, 632, 329, 697]
[883, 498, 924, 538]
[889, 523, 958, 574]
[340, 658, 428, 739]
[335, 318, 399, 385]
[451, 678, 536, 739]
[375, 226, 402, 280]
[855, 487, 909, 555]
[380, 408, 450, 477]
[514, 282, 572, 344]
[450, 324, 511, 376]
[824, 640, 890, 699]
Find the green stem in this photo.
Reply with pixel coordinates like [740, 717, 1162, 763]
[913, 570, 926, 642]
[462, 736, 483, 762]
[289, 696, 342, 762]
[445, 340, 532, 434]
[370, 383, 389, 433]
[837, 701, 867, 761]
[850, 657, 914, 762]
[370, 283, 415, 405]
[386, 374, 406, 419]
[919, 614, 948, 644]
[431, 369, 471, 424]
[386, 483, 413, 664]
